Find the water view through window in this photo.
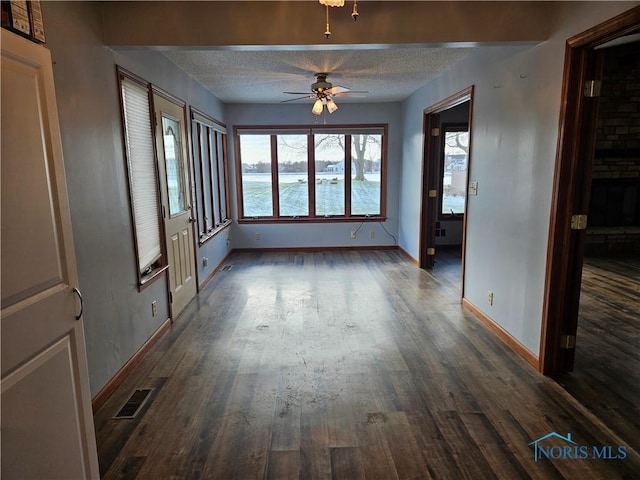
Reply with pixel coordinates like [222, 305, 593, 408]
[237, 127, 386, 220]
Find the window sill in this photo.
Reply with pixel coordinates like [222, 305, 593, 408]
[438, 214, 464, 222]
[199, 219, 232, 246]
[139, 264, 168, 291]
[238, 216, 387, 224]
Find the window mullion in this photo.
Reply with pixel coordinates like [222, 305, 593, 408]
[345, 135, 352, 217]
[221, 134, 229, 220]
[308, 134, 316, 218]
[196, 124, 208, 233]
[207, 128, 216, 229]
[213, 132, 223, 224]
[271, 135, 279, 218]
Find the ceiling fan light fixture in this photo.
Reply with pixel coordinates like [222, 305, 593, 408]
[326, 98, 338, 113]
[319, 0, 344, 6]
[312, 98, 324, 115]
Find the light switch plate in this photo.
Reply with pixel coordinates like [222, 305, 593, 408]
[468, 181, 478, 196]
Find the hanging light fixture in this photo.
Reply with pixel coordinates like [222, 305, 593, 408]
[326, 98, 338, 113]
[311, 95, 339, 116]
[312, 98, 324, 115]
[319, 0, 358, 38]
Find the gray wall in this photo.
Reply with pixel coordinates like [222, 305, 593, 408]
[398, 1, 639, 356]
[225, 103, 403, 249]
[40, 0, 639, 395]
[42, 1, 230, 396]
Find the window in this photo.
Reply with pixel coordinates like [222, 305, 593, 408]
[235, 125, 386, 221]
[191, 107, 231, 243]
[117, 67, 166, 286]
[440, 125, 469, 217]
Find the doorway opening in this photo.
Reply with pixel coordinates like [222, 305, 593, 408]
[540, 5, 639, 447]
[420, 87, 473, 298]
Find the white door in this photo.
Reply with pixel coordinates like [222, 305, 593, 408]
[153, 93, 197, 317]
[1, 29, 99, 479]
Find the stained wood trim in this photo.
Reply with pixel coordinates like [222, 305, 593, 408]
[190, 106, 227, 132]
[460, 87, 475, 301]
[198, 219, 232, 246]
[308, 134, 316, 214]
[150, 84, 186, 107]
[232, 245, 398, 254]
[235, 123, 387, 131]
[198, 250, 234, 290]
[540, 5, 640, 374]
[423, 86, 474, 115]
[345, 135, 352, 217]
[236, 217, 387, 224]
[462, 298, 539, 370]
[397, 246, 419, 265]
[234, 124, 388, 221]
[115, 66, 167, 290]
[568, 5, 640, 47]
[419, 85, 474, 283]
[91, 317, 171, 412]
[270, 135, 279, 216]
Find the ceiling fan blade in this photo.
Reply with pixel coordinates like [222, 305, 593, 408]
[283, 91, 313, 95]
[326, 85, 350, 95]
[280, 96, 313, 103]
[333, 91, 369, 97]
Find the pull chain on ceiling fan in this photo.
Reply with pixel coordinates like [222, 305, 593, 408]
[320, 0, 359, 38]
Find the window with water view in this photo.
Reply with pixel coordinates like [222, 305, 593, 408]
[236, 126, 386, 221]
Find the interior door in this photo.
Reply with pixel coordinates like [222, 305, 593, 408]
[421, 112, 441, 268]
[153, 92, 197, 318]
[1, 29, 99, 478]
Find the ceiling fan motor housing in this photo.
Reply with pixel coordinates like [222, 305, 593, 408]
[312, 73, 332, 94]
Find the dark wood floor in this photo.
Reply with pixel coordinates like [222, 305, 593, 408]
[553, 253, 640, 450]
[95, 249, 640, 479]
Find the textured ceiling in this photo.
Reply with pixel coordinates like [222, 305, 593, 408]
[160, 47, 474, 104]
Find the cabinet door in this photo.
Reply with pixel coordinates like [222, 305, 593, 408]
[1, 29, 99, 479]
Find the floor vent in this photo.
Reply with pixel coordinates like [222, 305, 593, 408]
[113, 388, 153, 419]
[221, 265, 233, 271]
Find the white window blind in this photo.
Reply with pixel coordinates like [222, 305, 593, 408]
[121, 77, 162, 273]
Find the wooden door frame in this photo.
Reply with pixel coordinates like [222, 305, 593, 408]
[539, 6, 640, 374]
[419, 87, 474, 296]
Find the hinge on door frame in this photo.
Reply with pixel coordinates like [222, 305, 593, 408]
[570, 214, 588, 230]
[427, 247, 435, 256]
[584, 80, 601, 98]
[162, 205, 166, 218]
[428, 189, 438, 198]
[169, 291, 173, 304]
[560, 334, 576, 349]
[431, 128, 440, 137]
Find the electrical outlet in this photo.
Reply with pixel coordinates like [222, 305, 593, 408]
[369, 231, 375, 239]
[350, 230, 356, 239]
[256, 232, 261, 240]
[488, 291, 494, 306]
[151, 301, 157, 317]
[202, 257, 208, 267]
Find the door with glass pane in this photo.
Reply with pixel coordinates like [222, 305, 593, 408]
[153, 92, 196, 317]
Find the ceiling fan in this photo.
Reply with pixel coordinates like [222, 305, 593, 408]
[282, 73, 368, 115]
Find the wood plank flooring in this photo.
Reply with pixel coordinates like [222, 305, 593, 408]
[94, 249, 640, 479]
[553, 253, 640, 450]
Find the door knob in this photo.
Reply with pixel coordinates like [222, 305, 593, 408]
[73, 287, 84, 320]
